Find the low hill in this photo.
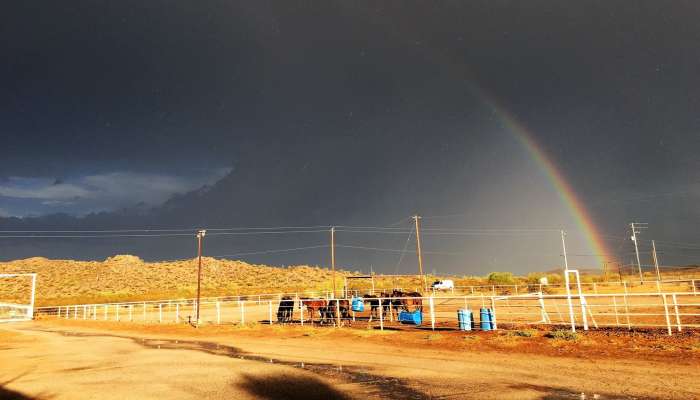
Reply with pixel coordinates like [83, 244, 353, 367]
[0, 255, 352, 306]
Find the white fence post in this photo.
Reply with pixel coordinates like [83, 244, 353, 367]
[692, 280, 697, 296]
[661, 294, 672, 336]
[612, 296, 620, 326]
[336, 299, 341, 327]
[93, 305, 97, 320]
[379, 296, 384, 331]
[268, 300, 273, 325]
[672, 294, 682, 332]
[622, 292, 631, 330]
[429, 296, 435, 331]
[103, 305, 107, 320]
[83, 305, 87, 320]
[300, 300, 304, 327]
[490, 296, 498, 330]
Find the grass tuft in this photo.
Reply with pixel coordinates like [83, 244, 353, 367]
[545, 330, 579, 341]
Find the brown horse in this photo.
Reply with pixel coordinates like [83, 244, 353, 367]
[299, 298, 327, 323]
[391, 290, 423, 312]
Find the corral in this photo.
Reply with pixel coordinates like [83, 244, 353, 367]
[35, 285, 700, 335]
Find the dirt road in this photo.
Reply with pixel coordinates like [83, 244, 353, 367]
[1, 320, 699, 399]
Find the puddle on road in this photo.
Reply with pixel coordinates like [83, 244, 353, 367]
[36, 329, 427, 400]
[28, 329, 635, 400]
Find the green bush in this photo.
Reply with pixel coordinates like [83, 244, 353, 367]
[487, 272, 515, 285]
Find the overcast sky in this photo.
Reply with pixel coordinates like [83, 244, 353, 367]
[1, 1, 699, 274]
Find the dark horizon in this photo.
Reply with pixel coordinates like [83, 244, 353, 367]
[2, 1, 699, 274]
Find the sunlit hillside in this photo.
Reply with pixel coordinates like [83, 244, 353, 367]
[0, 255, 354, 306]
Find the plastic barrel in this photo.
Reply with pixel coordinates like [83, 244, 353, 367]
[351, 298, 364, 312]
[458, 309, 472, 331]
[480, 308, 492, 331]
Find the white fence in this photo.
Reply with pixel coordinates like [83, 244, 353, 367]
[0, 273, 37, 323]
[35, 290, 700, 335]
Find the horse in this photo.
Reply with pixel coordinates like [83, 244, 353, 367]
[363, 294, 380, 320]
[276, 296, 294, 323]
[299, 298, 328, 324]
[319, 299, 351, 324]
[391, 290, 423, 312]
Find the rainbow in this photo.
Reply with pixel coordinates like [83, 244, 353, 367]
[476, 89, 612, 266]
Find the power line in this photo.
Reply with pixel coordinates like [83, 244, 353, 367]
[0, 225, 331, 234]
[206, 229, 329, 236]
[394, 229, 414, 274]
[0, 229, 330, 239]
[210, 245, 329, 258]
[0, 233, 195, 239]
[335, 244, 464, 256]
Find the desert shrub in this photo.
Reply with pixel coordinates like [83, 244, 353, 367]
[545, 330, 578, 341]
[487, 272, 515, 285]
[545, 273, 563, 285]
[510, 329, 535, 337]
[525, 272, 546, 284]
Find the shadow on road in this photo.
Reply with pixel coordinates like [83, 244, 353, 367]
[237, 373, 352, 400]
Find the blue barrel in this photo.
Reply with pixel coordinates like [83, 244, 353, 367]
[351, 297, 365, 312]
[458, 309, 472, 331]
[398, 310, 423, 325]
[480, 308, 492, 331]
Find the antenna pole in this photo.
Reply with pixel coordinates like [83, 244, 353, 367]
[652, 240, 661, 282]
[561, 230, 569, 271]
[630, 222, 646, 283]
[561, 230, 576, 332]
[413, 215, 426, 291]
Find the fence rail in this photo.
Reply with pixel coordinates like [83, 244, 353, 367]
[35, 291, 700, 335]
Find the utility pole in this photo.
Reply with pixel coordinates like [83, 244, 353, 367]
[630, 222, 647, 282]
[331, 226, 336, 298]
[413, 215, 426, 290]
[195, 229, 206, 327]
[616, 261, 623, 282]
[652, 240, 661, 282]
[602, 261, 609, 282]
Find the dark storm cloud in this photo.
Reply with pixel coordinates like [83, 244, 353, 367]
[1, 1, 699, 271]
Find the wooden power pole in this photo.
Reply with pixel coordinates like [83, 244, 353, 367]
[413, 215, 426, 290]
[331, 226, 336, 298]
[195, 229, 206, 327]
